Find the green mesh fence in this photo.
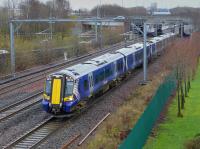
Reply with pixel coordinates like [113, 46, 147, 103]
[119, 74, 176, 149]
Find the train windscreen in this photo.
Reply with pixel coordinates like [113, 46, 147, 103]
[45, 80, 52, 96]
[65, 81, 74, 97]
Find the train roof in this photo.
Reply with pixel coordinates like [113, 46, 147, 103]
[160, 33, 173, 39]
[167, 32, 176, 37]
[152, 36, 164, 41]
[116, 47, 137, 56]
[149, 37, 160, 43]
[149, 32, 176, 43]
[159, 34, 168, 39]
[49, 32, 177, 80]
[130, 42, 152, 48]
[150, 32, 174, 42]
[90, 52, 124, 64]
[128, 43, 143, 50]
[116, 45, 138, 56]
[116, 41, 154, 56]
[60, 63, 97, 79]
[55, 52, 124, 79]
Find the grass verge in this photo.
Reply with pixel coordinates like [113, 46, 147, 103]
[143, 65, 200, 149]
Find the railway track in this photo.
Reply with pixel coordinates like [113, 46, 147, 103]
[0, 92, 42, 123]
[1, 83, 118, 148]
[3, 116, 59, 149]
[0, 41, 137, 97]
[1, 58, 148, 149]
[0, 40, 144, 148]
[0, 45, 166, 148]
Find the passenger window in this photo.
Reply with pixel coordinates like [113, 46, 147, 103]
[137, 51, 143, 60]
[95, 71, 105, 84]
[84, 80, 88, 90]
[117, 61, 123, 71]
[129, 56, 133, 64]
[105, 68, 113, 77]
[105, 69, 109, 77]
[100, 72, 104, 81]
[95, 76, 99, 84]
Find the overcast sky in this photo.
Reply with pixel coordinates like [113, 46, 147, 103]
[1, 0, 200, 10]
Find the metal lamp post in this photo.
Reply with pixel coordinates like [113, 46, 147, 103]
[143, 23, 147, 83]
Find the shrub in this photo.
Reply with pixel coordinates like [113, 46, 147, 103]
[185, 136, 200, 149]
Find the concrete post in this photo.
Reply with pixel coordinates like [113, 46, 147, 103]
[50, 21, 53, 40]
[10, 21, 15, 77]
[155, 24, 158, 36]
[64, 52, 67, 61]
[95, 20, 98, 42]
[100, 21, 103, 50]
[181, 23, 183, 38]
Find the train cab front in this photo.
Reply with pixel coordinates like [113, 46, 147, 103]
[42, 74, 77, 114]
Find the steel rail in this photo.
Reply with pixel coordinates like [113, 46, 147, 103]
[2, 62, 144, 149]
[0, 94, 42, 123]
[3, 116, 56, 149]
[0, 91, 43, 113]
[0, 42, 124, 85]
[60, 134, 81, 149]
[78, 113, 110, 146]
[0, 42, 134, 97]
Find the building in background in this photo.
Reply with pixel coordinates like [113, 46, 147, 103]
[148, 2, 171, 16]
[150, 2, 157, 12]
[152, 8, 171, 15]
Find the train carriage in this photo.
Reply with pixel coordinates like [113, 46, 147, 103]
[149, 37, 161, 56]
[42, 32, 176, 115]
[43, 53, 126, 114]
[151, 36, 165, 55]
[116, 47, 137, 72]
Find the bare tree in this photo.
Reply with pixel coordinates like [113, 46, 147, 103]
[53, 0, 70, 18]
[91, 4, 147, 17]
[171, 7, 200, 31]
[162, 33, 200, 117]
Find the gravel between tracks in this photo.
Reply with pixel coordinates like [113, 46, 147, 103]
[37, 57, 162, 149]
[0, 102, 51, 147]
[0, 90, 42, 109]
[0, 56, 162, 149]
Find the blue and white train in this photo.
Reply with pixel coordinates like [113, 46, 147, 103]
[42, 32, 176, 114]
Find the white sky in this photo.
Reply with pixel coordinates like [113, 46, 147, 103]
[0, 0, 200, 10]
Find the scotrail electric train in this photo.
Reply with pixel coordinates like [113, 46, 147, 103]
[42, 32, 176, 115]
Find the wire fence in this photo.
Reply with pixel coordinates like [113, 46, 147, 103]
[119, 73, 176, 149]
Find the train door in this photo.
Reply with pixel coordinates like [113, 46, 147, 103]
[123, 57, 126, 73]
[50, 77, 63, 105]
[114, 61, 117, 78]
[132, 53, 135, 68]
[149, 44, 153, 59]
[88, 72, 94, 95]
[155, 42, 157, 55]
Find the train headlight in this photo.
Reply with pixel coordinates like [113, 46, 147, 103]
[64, 96, 73, 102]
[43, 94, 50, 100]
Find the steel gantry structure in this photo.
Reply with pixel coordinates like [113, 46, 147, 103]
[9, 18, 116, 76]
[9, 17, 186, 83]
[132, 20, 184, 83]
